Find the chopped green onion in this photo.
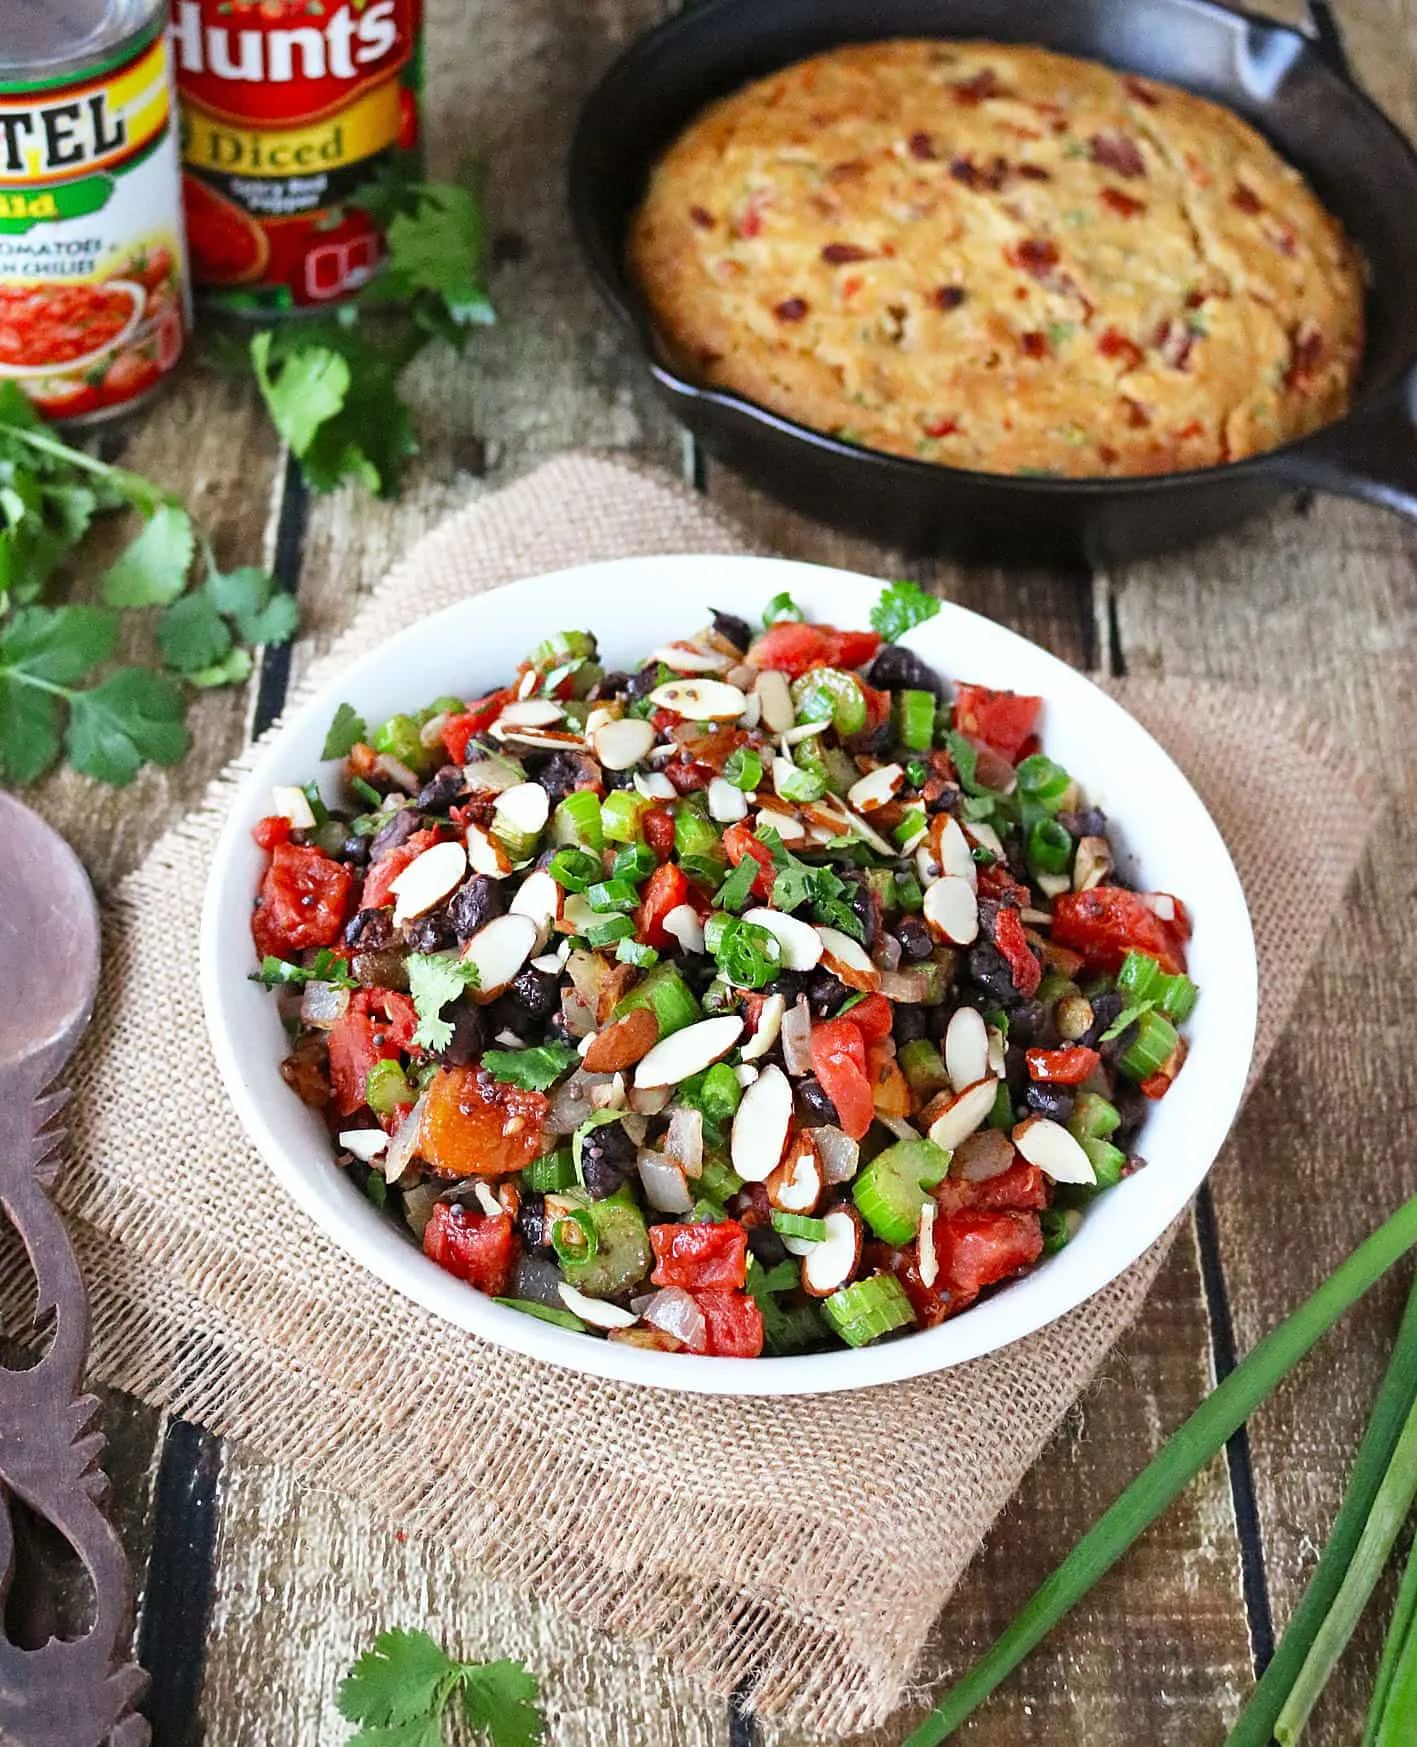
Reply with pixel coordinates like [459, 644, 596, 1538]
[1119, 1009, 1179, 1080]
[527, 629, 596, 669]
[895, 869, 925, 912]
[351, 775, 382, 808]
[1028, 816, 1073, 876]
[987, 1081, 1015, 1132]
[552, 788, 604, 850]
[364, 1059, 414, 1115]
[371, 712, 433, 775]
[493, 1297, 586, 1332]
[600, 789, 648, 844]
[584, 915, 635, 948]
[897, 688, 937, 752]
[723, 746, 764, 790]
[1015, 753, 1072, 811]
[713, 855, 760, 914]
[616, 938, 658, 968]
[771, 1211, 828, 1242]
[775, 759, 828, 804]
[673, 804, 723, 864]
[548, 847, 603, 892]
[763, 590, 803, 627]
[1158, 971, 1199, 1023]
[821, 1274, 916, 1346]
[1069, 1092, 1121, 1141]
[705, 914, 781, 989]
[1118, 950, 1164, 1004]
[611, 843, 658, 884]
[587, 878, 639, 913]
[523, 1149, 577, 1192]
[893, 806, 928, 850]
[791, 668, 868, 736]
[905, 1197, 1417, 1747]
[906, 758, 929, 787]
[551, 1207, 599, 1266]
[612, 963, 702, 1039]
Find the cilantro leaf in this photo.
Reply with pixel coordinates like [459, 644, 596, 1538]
[159, 591, 233, 674]
[340, 1629, 458, 1730]
[712, 855, 759, 913]
[762, 591, 803, 628]
[338, 1629, 543, 1747]
[1101, 999, 1154, 1042]
[251, 330, 352, 457]
[384, 184, 496, 330]
[870, 579, 941, 643]
[1, 603, 116, 684]
[64, 668, 189, 786]
[459, 1662, 545, 1747]
[188, 647, 255, 690]
[207, 566, 297, 647]
[481, 1042, 579, 1092]
[407, 953, 481, 1052]
[323, 702, 368, 761]
[101, 502, 196, 607]
[250, 950, 357, 989]
[0, 670, 59, 783]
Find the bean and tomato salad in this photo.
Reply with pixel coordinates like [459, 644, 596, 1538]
[249, 587, 1196, 1358]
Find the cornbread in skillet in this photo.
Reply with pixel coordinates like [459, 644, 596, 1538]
[628, 40, 1365, 477]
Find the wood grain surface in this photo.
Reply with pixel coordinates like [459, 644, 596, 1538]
[12, 0, 1416, 1742]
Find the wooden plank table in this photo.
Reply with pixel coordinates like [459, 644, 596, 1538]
[18, 0, 1417, 1740]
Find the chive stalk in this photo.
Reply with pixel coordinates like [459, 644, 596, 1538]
[1227, 1272, 1417, 1745]
[1364, 1529, 1417, 1744]
[903, 1197, 1417, 1747]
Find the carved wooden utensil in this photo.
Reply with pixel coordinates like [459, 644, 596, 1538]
[0, 793, 148, 1746]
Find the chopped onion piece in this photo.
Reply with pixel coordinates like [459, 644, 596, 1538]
[781, 995, 814, 1076]
[642, 1286, 707, 1351]
[814, 1124, 861, 1185]
[638, 1150, 694, 1212]
[955, 1128, 1016, 1181]
[879, 967, 936, 1004]
[664, 1105, 704, 1177]
[300, 980, 350, 1029]
[382, 1092, 427, 1183]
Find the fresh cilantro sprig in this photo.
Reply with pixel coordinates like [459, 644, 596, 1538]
[338, 1628, 544, 1747]
[755, 824, 866, 943]
[323, 701, 369, 760]
[407, 953, 481, 1052]
[871, 578, 941, 643]
[250, 948, 358, 990]
[247, 170, 495, 499]
[0, 382, 296, 786]
[481, 1041, 579, 1091]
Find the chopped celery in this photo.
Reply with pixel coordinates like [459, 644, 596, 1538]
[612, 962, 702, 1039]
[552, 789, 603, 850]
[1028, 817, 1073, 876]
[897, 688, 936, 751]
[771, 1211, 828, 1242]
[854, 1138, 952, 1244]
[1117, 949, 1162, 1003]
[1119, 1008, 1179, 1080]
[1080, 1136, 1126, 1189]
[1069, 1092, 1121, 1141]
[682, 1061, 743, 1129]
[365, 1059, 415, 1114]
[673, 803, 723, 864]
[987, 1081, 1016, 1132]
[558, 1189, 651, 1297]
[822, 1274, 916, 1346]
[493, 1298, 587, 1332]
[587, 878, 639, 913]
[898, 1038, 951, 1101]
[371, 712, 434, 775]
[791, 667, 868, 735]
[528, 629, 596, 669]
[893, 805, 928, 850]
[523, 1149, 577, 1192]
[611, 843, 658, 884]
[601, 789, 648, 844]
[584, 915, 635, 948]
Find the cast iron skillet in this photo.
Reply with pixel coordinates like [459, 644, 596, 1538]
[570, 0, 1417, 564]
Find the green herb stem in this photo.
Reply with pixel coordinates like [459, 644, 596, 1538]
[1227, 1271, 1417, 1746]
[1365, 1527, 1417, 1745]
[903, 1198, 1417, 1747]
[1275, 1393, 1417, 1743]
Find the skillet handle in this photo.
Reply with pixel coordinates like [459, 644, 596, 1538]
[1268, 379, 1417, 523]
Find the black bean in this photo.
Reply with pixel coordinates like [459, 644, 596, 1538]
[1058, 807, 1108, 841]
[507, 967, 559, 1019]
[891, 1002, 927, 1045]
[896, 915, 934, 962]
[711, 608, 753, 653]
[591, 670, 630, 701]
[437, 998, 486, 1067]
[341, 833, 372, 866]
[1113, 1083, 1150, 1148]
[1025, 1082, 1075, 1123]
[370, 805, 421, 861]
[446, 874, 503, 940]
[603, 767, 635, 791]
[796, 1075, 839, 1127]
[1004, 1041, 1029, 1098]
[416, 765, 468, 812]
[924, 782, 961, 815]
[1082, 991, 1125, 1050]
[764, 971, 810, 1004]
[582, 1151, 633, 1201]
[517, 1192, 550, 1250]
[533, 749, 603, 806]
[806, 967, 851, 1017]
[401, 911, 456, 953]
[345, 906, 394, 950]
[627, 664, 663, 699]
[867, 643, 945, 698]
[747, 1224, 789, 1267]
[849, 879, 878, 949]
[511, 1255, 567, 1309]
[966, 941, 1018, 1005]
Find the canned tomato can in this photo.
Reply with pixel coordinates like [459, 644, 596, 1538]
[0, 0, 191, 426]
[173, 0, 424, 316]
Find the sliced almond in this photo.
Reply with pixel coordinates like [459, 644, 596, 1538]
[662, 903, 706, 955]
[847, 763, 904, 813]
[766, 1131, 823, 1214]
[494, 781, 550, 837]
[801, 1207, 863, 1296]
[815, 925, 881, 992]
[708, 777, 749, 822]
[754, 807, 805, 845]
[633, 1015, 744, 1089]
[916, 1199, 939, 1289]
[744, 906, 822, 972]
[271, 783, 317, 830]
[730, 1062, 793, 1182]
[592, 716, 655, 771]
[582, 1005, 660, 1073]
[494, 699, 563, 731]
[339, 1129, 389, 1162]
[391, 840, 468, 925]
[963, 819, 1006, 861]
[497, 728, 587, 752]
[781, 718, 831, 747]
[986, 1024, 1007, 1078]
[556, 1283, 638, 1329]
[926, 1076, 999, 1150]
[1037, 871, 1071, 899]
[932, 813, 978, 888]
[465, 823, 512, 879]
[510, 868, 560, 949]
[648, 678, 746, 721]
[460, 914, 538, 1001]
[944, 1006, 990, 1092]
[650, 642, 733, 674]
[753, 668, 795, 734]
[560, 892, 600, 935]
[1013, 1116, 1097, 1185]
[922, 875, 980, 946]
[1074, 835, 1114, 892]
[806, 795, 897, 858]
[740, 991, 785, 1061]
[634, 770, 677, 801]
[473, 1181, 503, 1219]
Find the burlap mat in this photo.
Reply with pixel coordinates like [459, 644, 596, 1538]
[1, 456, 1375, 1737]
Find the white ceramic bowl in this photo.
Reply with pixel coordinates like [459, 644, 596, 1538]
[201, 554, 1256, 1395]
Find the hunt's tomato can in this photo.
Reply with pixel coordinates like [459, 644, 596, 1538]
[0, 0, 191, 425]
[173, 0, 424, 315]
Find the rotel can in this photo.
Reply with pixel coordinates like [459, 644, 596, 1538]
[0, 0, 191, 426]
[172, 0, 424, 316]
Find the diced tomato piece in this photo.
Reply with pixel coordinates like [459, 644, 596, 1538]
[868, 1044, 912, 1119]
[649, 1220, 749, 1290]
[419, 1065, 549, 1177]
[858, 681, 893, 733]
[933, 1210, 1044, 1300]
[637, 862, 690, 950]
[442, 688, 514, 763]
[422, 1205, 517, 1296]
[828, 627, 883, 670]
[1026, 1045, 1101, 1085]
[1051, 887, 1191, 976]
[642, 805, 676, 861]
[977, 860, 1032, 908]
[252, 814, 292, 850]
[1140, 1069, 1174, 1100]
[992, 905, 1042, 997]
[749, 622, 842, 676]
[722, 821, 775, 899]
[693, 1288, 764, 1357]
[865, 1241, 951, 1329]
[953, 682, 1042, 763]
[251, 842, 355, 959]
[810, 1018, 875, 1140]
[847, 992, 893, 1043]
[359, 827, 442, 912]
[327, 988, 419, 1116]
[935, 1161, 1048, 1217]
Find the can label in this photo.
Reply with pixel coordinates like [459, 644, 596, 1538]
[0, 22, 190, 422]
[173, 0, 423, 314]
